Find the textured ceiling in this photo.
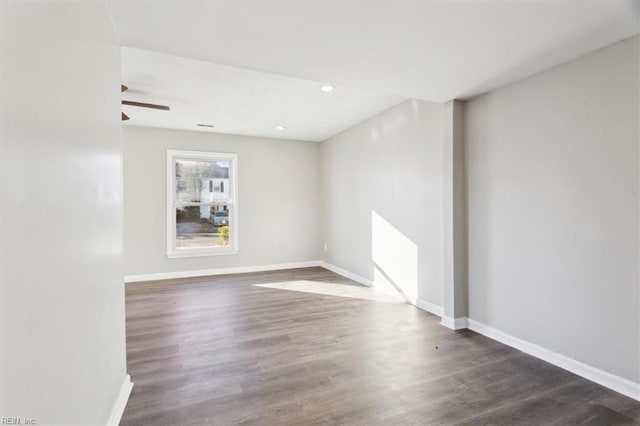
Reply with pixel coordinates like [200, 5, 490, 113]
[121, 47, 403, 141]
[112, 1, 639, 141]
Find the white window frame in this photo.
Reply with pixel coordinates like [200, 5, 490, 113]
[166, 149, 239, 258]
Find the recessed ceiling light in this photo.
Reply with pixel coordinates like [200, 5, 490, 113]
[275, 125, 287, 130]
[319, 84, 335, 92]
[196, 123, 215, 128]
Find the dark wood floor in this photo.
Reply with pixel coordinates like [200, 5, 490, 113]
[120, 267, 640, 425]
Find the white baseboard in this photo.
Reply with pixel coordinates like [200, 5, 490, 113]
[440, 315, 468, 330]
[467, 318, 640, 401]
[416, 298, 444, 317]
[318, 261, 373, 287]
[125, 261, 322, 283]
[106, 374, 133, 426]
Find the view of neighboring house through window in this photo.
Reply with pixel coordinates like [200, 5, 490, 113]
[167, 150, 238, 257]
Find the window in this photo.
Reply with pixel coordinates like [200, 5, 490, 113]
[208, 179, 224, 193]
[167, 150, 238, 258]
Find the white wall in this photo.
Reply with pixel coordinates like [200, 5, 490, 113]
[321, 100, 445, 308]
[123, 126, 321, 276]
[0, 3, 128, 425]
[465, 35, 639, 383]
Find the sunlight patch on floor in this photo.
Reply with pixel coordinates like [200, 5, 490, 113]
[253, 280, 404, 303]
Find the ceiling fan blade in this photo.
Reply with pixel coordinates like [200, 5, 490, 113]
[122, 112, 130, 121]
[122, 100, 170, 111]
[121, 84, 128, 93]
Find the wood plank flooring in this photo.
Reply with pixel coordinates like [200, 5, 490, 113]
[120, 267, 640, 425]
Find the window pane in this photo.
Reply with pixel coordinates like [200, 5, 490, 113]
[168, 151, 236, 257]
[175, 159, 231, 204]
[176, 202, 231, 249]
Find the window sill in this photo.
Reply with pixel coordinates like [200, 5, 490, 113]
[167, 248, 239, 259]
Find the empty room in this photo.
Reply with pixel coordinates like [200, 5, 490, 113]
[1, 1, 639, 425]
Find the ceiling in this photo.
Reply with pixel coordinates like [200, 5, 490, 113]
[121, 47, 403, 141]
[111, 1, 639, 141]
